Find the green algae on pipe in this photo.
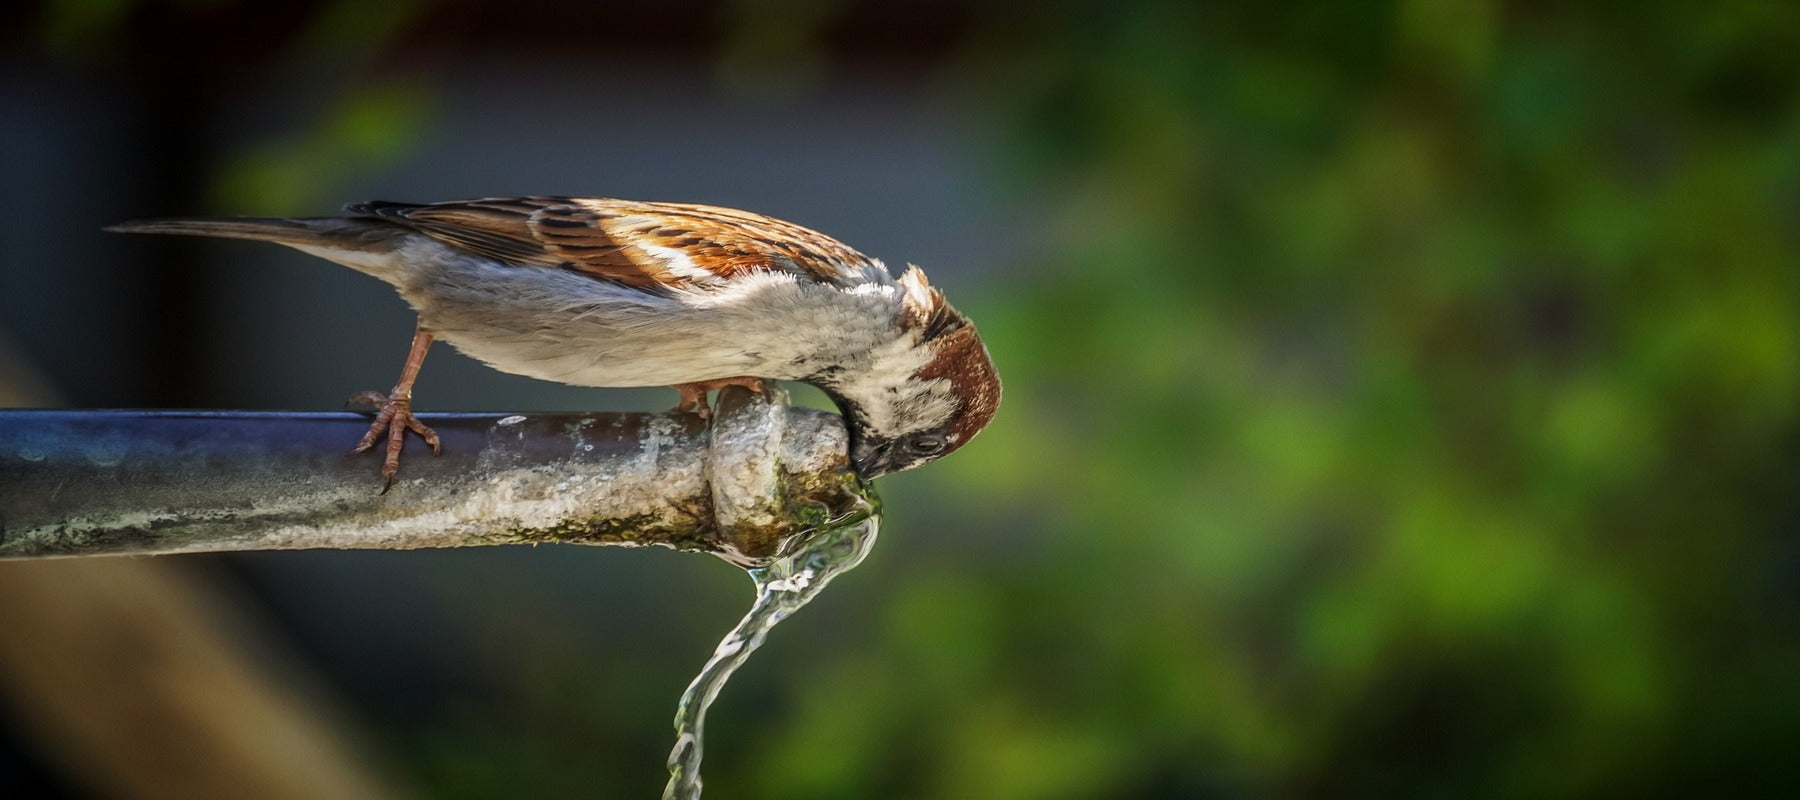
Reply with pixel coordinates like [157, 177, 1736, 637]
[0, 387, 867, 565]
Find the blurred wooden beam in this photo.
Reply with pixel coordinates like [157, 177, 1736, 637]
[0, 559, 403, 800]
[0, 333, 405, 800]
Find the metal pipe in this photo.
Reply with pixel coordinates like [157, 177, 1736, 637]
[0, 387, 866, 565]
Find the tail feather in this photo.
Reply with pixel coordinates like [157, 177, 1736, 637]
[105, 216, 397, 252]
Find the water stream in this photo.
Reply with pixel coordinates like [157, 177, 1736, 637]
[663, 495, 882, 800]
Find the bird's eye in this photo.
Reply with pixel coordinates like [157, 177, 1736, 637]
[905, 433, 947, 456]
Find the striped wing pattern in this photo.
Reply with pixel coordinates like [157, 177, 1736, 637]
[347, 196, 874, 291]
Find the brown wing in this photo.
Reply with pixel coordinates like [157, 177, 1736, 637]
[345, 196, 875, 290]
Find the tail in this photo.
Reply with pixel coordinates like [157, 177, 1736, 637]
[105, 216, 399, 252]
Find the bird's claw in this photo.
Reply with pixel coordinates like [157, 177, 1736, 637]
[349, 390, 441, 492]
[672, 377, 769, 420]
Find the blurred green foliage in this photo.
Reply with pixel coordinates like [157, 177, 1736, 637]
[209, 0, 435, 214]
[26, 0, 1800, 796]
[34, 0, 435, 216]
[212, 81, 435, 214]
[738, 1, 1800, 797]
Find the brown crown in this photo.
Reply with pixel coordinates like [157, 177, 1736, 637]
[899, 264, 1000, 451]
[918, 322, 1001, 451]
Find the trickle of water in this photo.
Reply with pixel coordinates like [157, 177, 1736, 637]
[663, 495, 882, 800]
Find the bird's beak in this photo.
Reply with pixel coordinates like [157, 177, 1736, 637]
[828, 394, 894, 479]
[850, 437, 895, 480]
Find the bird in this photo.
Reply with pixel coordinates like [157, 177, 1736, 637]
[107, 196, 1001, 489]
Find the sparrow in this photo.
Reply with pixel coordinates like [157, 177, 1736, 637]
[108, 197, 1000, 488]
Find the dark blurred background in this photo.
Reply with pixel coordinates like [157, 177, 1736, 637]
[3, 0, 1799, 797]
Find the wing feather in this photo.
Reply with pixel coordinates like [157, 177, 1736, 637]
[345, 196, 874, 290]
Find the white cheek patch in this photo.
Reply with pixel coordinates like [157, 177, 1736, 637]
[834, 336, 959, 439]
[882, 380, 958, 438]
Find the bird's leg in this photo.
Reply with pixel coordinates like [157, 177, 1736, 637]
[670, 376, 770, 420]
[350, 326, 441, 492]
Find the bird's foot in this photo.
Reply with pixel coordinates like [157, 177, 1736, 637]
[671, 376, 770, 420]
[349, 390, 442, 492]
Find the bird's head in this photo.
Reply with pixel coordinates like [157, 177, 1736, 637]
[823, 265, 1001, 480]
